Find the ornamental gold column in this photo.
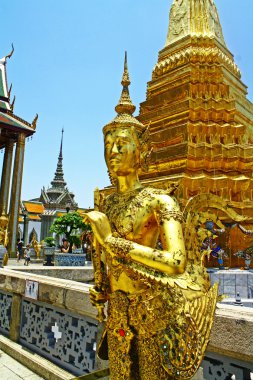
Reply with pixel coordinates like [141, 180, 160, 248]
[8, 133, 26, 256]
[0, 140, 14, 215]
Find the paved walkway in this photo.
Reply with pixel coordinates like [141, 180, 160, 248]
[0, 350, 44, 379]
[7, 258, 44, 268]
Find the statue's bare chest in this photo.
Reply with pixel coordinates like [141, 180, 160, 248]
[104, 188, 156, 238]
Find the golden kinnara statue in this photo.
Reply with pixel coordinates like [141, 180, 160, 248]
[30, 232, 42, 259]
[85, 55, 245, 380]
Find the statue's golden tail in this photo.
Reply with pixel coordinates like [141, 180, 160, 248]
[159, 283, 218, 379]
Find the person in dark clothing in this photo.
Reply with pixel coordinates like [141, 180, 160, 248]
[17, 239, 23, 261]
[60, 238, 72, 253]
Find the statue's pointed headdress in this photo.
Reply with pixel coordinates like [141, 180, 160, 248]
[103, 52, 144, 134]
[103, 53, 152, 185]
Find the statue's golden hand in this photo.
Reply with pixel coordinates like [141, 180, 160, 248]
[84, 211, 112, 246]
[89, 286, 107, 307]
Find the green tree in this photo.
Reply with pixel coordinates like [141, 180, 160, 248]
[50, 212, 90, 245]
[44, 236, 56, 247]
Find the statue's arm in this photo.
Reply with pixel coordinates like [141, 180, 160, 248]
[85, 196, 186, 275]
[106, 235, 185, 275]
[105, 195, 186, 274]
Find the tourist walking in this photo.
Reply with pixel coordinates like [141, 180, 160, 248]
[24, 245, 31, 266]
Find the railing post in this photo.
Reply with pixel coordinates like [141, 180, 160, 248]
[9, 293, 22, 342]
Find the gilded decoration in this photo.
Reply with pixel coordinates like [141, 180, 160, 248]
[166, 0, 226, 47]
[85, 54, 250, 379]
[30, 232, 42, 259]
[136, 0, 253, 261]
[0, 212, 9, 265]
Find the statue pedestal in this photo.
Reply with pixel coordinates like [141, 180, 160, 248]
[43, 247, 55, 266]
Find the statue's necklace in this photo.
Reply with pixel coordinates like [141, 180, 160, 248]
[106, 187, 144, 237]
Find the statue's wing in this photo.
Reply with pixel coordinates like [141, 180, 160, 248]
[183, 194, 248, 264]
[118, 258, 202, 291]
[158, 283, 218, 379]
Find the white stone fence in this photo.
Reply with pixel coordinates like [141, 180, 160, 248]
[0, 268, 252, 379]
[0, 268, 98, 376]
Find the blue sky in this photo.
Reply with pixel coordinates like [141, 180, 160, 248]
[0, 0, 252, 208]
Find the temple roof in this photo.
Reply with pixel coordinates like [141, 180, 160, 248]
[0, 112, 35, 131]
[0, 56, 11, 103]
[0, 46, 37, 144]
[39, 129, 77, 209]
[23, 201, 44, 214]
[20, 201, 44, 222]
[166, 0, 226, 47]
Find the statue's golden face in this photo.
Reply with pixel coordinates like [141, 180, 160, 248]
[104, 127, 139, 176]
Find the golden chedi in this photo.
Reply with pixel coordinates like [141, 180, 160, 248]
[135, 0, 253, 263]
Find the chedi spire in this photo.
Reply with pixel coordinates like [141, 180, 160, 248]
[165, 0, 226, 47]
[115, 52, 136, 116]
[51, 128, 66, 189]
[103, 52, 144, 134]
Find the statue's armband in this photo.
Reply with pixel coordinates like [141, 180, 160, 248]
[105, 236, 134, 259]
[159, 206, 184, 224]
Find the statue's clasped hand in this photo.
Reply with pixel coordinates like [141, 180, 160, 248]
[83, 211, 112, 246]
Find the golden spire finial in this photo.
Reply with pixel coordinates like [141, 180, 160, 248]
[165, 0, 226, 47]
[103, 52, 144, 134]
[115, 51, 136, 115]
[121, 51, 130, 87]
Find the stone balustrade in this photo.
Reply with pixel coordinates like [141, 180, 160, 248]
[0, 268, 98, 376]
[9, 265, 94, 282]
[204, 303, 253, 379]
[0, 268, 252, 379]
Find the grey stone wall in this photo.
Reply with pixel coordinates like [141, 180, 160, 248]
[208, 270, 253, 299]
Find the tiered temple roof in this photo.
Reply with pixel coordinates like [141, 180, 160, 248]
[24, 201, 44, 221]
[0, 45, 38, 254]
[39, 129, 77, 210]
[0, 46, 37, 147]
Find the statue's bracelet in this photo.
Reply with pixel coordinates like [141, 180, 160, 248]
[105, 236, 134, 258]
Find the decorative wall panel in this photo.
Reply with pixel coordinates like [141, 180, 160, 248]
[203, 352, 253, 380]
[20, 299, 98, 376]
[0, 291, 12, 335]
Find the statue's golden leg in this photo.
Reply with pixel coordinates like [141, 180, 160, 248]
[134, 335, 170, 380]
[107, 328, 173, 379]
[107, 292, 134, 380]
[107, 329, 133, 380]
